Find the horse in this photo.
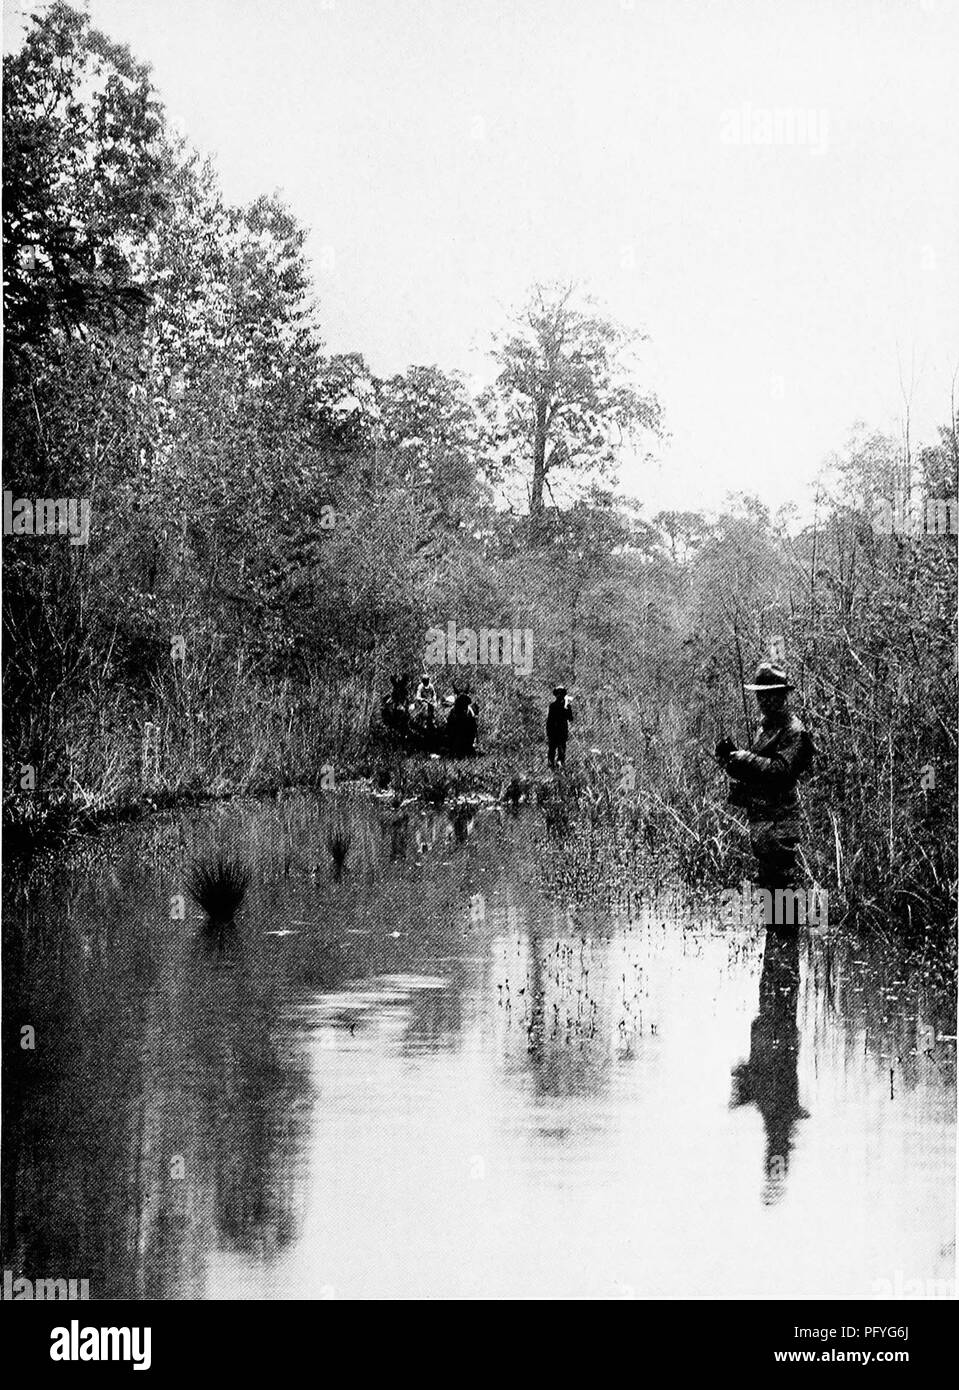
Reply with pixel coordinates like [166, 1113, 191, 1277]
[381, 673, 412, 734]
[381, 675, 479, 758]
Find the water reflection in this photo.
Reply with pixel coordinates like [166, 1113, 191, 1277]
[1, 791, 955, 1299]
[731, 929, 807, 1205]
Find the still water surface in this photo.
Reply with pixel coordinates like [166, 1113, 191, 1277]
[4, 791, 955, 1299]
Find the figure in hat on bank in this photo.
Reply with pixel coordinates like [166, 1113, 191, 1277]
[414, 669, 438, 727]
[715, 661, 814, 915]
[546, 685, 574, 769]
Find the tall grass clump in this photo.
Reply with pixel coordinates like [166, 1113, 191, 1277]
[325, 825, 352, 877]
[187, 854, 251, 926]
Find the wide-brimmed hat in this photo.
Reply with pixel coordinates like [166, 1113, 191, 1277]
[743, 661, 794, 692]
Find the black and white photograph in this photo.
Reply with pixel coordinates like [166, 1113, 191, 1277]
[1, 0, 956, 1339]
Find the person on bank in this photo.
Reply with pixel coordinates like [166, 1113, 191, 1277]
[546, 685, 574, 769]
[715, 662, 814, 911]
[414, 669, 439, 726]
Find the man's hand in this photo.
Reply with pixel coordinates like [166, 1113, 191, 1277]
[714, 736, 737, 763]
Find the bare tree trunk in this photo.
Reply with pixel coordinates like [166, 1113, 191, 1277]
[530, 399, 548, 517]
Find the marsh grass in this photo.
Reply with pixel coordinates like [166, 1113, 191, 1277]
[2, 670, 376, 862]
[187, 854, 251, 925]
[325, 826, 352, 877]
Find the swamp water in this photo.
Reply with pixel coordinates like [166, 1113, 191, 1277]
[2, 791, 954, 1299]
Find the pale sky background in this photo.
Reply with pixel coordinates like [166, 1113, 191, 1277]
[4, 0, 958, 516]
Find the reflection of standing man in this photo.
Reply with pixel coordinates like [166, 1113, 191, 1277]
[546, 685, 574, 769]
[730, 929, 807, 1205]
[716, 662, 813, 915]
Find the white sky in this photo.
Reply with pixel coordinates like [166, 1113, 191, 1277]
[4, 0, 958, 516]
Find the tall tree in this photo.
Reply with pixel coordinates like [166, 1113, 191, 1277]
[480, 281, 662, 537]
[377, 364, 485, 530]
[654, 509, 707, 569]
[2, 1, 164, 355]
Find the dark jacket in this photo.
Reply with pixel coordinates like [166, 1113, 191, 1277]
[546, 696, 574, 741]
[725, 713, 813, 826]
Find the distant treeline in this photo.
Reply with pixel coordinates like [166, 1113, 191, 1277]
[3, 3, 956, 933]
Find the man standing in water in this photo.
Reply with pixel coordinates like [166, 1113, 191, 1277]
[716, 662, 814, 923]
[546, 685, 574, 769]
